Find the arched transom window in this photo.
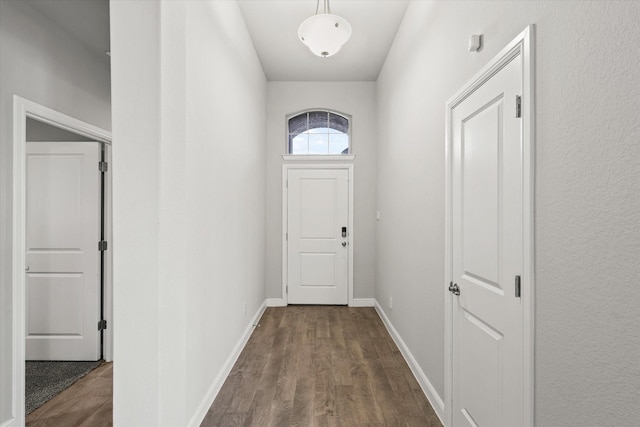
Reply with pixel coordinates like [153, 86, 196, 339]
[287, 110, 350, 155]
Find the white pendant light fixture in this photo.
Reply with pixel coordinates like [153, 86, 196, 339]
[298, 0, 352, 57]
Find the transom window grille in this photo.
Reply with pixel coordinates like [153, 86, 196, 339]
[287, 110, 350, 155]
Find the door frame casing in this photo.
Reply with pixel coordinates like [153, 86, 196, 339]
[282, 163, 354, 306]
[11, 96, 112, 425]
[444, 26, 535, 427]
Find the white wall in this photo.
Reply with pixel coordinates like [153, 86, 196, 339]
[265, 82, 377, 301]
[110, 0, 266, 425]
[376, 1, 640, 426]
[183, 1, 266, 422]
[26, 118, 97, 142]
[110, 1, 162, 423]
[0, 0, 111, 422]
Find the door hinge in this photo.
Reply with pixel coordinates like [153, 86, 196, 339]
[98, 240, 108, 251]
[286, 285, 288, 294]
[98, 319, 107, 331]
[99, 161, 108, 173]
[286, 179, 288, 188]
[515, 275, 521, 298]
[286, 232, 288, 241]
[515, 95, 522, 118]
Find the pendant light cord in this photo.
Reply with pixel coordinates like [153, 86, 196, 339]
[315, 0, 332, 15]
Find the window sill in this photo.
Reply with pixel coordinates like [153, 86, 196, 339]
[282, 155, 355, 162]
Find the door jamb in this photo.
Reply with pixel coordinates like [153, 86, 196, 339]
[444, 25, 535, 427]
[11, 96, 113, 425]
[282, 163, 354, 306]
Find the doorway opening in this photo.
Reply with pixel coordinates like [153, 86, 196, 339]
[12, 96, 112, 424]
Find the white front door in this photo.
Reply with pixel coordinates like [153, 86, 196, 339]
[287, 168, 349, 304]
[25, 141, 102, 361]
[450, 53, 524, 425]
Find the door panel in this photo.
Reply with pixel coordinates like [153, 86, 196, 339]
[462, 101, 501, 290]
[288, 169, 349, 305]
[460, 309, 503, 427]
[27, 154, 84, 250]
[27, 274, 84, 335]
[26, 141, 101, 361]
[451, 54, 523, 426]
[300, 178, 337, 238]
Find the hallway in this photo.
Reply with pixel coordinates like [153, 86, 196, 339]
[2, 1, 639, 425]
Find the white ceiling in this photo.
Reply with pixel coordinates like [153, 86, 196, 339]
[24, 0, 408, 82]
[238, 0, 409, 81]
[25, 0, 110, 55]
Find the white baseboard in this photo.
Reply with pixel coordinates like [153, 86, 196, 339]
[266, 298, 286, 307]
[350, 298, 375, 307]
[373, 299, 446, 424]
[267, 298, 374, 307]
[187, 301, 267, 427]
[0, 417, 17, 427]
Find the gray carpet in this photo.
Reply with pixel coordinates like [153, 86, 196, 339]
[26, 360, 101, 414]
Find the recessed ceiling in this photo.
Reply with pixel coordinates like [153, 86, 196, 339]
[238, 0, 409, 81]
[25, 0, 110, 56]
[24, 0, 408, 82]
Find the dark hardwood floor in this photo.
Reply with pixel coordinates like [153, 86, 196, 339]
[24, 307, 441, 426]
[202, 306, 442, 427]
[26, 361, 112, 427]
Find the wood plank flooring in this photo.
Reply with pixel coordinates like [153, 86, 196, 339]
[26, 362, 112, 427]
[202, 306, 442, 427]
[24, 307, 441, 426]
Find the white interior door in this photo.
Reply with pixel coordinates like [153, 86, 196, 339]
[287, 168, 349, 304]
[450, 54, 524, 425]
[25, 141, 102, 361]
